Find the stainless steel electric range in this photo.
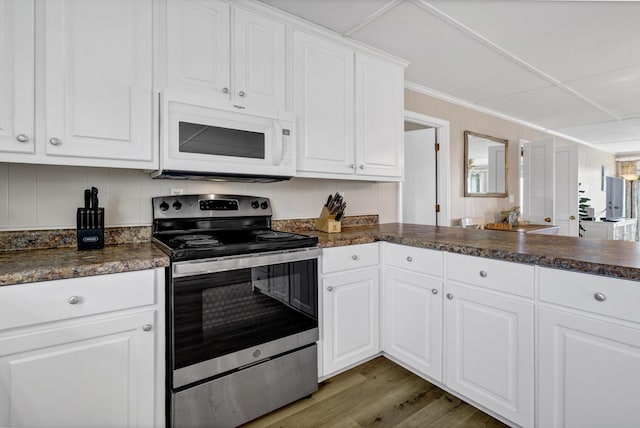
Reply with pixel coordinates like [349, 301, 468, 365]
[152, 194, 320, 428]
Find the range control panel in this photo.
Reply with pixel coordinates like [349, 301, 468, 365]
[199, 199, 239, 211]
[152, 194, 271, 219]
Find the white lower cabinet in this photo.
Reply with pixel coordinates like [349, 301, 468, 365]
[537, 266, 640, 428]
[538, 306, 640, 428]
[0, 311, 155, 428]
[0, 268, 164, 428]
[322, 267, 380, 377]
[444, 282, 534, 427]
[320, 243, 380, 377]
[383, 267, 443, 381]
[378, 246, 534, 427]
[319, 243, 640, 428]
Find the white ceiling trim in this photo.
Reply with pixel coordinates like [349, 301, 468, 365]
[343, 0, 403, 37]
[409, 0, 621, 121]
[405, 80, 612, 153]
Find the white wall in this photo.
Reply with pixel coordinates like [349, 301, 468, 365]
[405, 89, 619, 225]
[0, 163, 398, 230]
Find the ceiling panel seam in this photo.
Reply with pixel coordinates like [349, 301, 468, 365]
[412, 0, 621, 121]
[405, 81, 613, 153]
[343, 0, 404, 37]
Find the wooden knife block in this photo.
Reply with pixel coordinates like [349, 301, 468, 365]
[315, 206, 341, 233]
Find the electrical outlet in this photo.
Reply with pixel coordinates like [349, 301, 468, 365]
[171, 188, 184, 196]
[509, 194, 514, 203]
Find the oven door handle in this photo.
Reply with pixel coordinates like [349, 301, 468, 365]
[173, 248, 322, 277]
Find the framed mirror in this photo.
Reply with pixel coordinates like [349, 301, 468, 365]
[464, 131, 508, 197]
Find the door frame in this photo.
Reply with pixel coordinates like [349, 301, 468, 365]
[401, 110, 451, 226]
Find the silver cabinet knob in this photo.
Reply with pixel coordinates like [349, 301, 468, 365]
[222, 87, 229, 94]
[479, 270, 488, 278]
[68, 296, 81, 305]
[431, 289, 438, 295]
[348, 164, 355, 169]
[351, 255, 359, 260]
[16, 134, 29, 143]
[238, 91, 246, 97]
[49, 137, 62, 146]
[142, 324, 153, 332]
[359, 165, 364, 169]
[594, 292, 606, 302]
[406, 256, 413, 262]
[446, 293, 453, 300]
[327, 286, 333, 292]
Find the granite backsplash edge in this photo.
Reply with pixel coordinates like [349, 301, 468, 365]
[0, 215, 379, 252]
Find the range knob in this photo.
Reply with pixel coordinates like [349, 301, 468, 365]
[251, 200, 260, 209]
[159, 201, 169, 211]
[172, 201, 183, 211]
[261, 201, 269, 209]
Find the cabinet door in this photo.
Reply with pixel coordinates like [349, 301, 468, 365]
[166, 0, 230, 101]
[0, 0, 34, 155]
[0, 311, 155, 428]
[322, 267, 379, 376]
[293, 30, 355, 175]
[234, 8, 285, 112]
[44, 0, 154, 164]
[539, 307, 640, 428]
[355, 53, 403, 177]
[445, 283, 534, 427]
[384, 267, 442, 381]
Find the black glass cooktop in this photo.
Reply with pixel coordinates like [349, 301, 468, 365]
[153, 228, 318, 261]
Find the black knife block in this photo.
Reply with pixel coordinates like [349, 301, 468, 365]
[76, 207, 105, 250]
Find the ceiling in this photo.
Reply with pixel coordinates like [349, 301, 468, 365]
[258, 0, 640, 155]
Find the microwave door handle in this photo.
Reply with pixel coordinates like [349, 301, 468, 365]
[272, 120, 283, 165]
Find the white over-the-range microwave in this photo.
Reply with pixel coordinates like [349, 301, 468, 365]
[152, 89, 295, 182]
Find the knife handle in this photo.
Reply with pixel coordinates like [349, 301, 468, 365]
[84, 189, 91, 209]
[91, 187, 99, 210]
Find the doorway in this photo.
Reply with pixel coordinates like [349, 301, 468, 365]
[401, 111, 451, 226]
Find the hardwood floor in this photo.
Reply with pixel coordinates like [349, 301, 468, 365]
[242, 357, 509, 428]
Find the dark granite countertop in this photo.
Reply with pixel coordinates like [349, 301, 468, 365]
[0, 242, 169, 286]
[310, 223, 640, 281]
[2, 222, 639, 286]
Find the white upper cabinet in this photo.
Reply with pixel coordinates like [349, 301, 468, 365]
[167, 0, 230, 101]
[293, 30, 355, 176]
[355, 53, 404, 178]
[44, 0, 154, 164]
[293, 29, 405, 181]
[0, 0, 34, 155]
[0, 0, 156, 168]
[167, 0, 285, 112]
[233, 8, 285, 112]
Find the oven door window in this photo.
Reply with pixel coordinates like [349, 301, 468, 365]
[172, 259, 317, 370]
[178, 121, 266, 159]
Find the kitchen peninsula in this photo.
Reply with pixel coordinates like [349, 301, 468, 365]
[310, 223, 640, 428]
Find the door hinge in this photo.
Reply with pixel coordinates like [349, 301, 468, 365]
[435, 143, 440, 152]
[435, 204, 440, 213]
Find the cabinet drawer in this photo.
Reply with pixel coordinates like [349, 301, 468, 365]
[539, 268, 640, 323]
[446, 253, 534, 298]
[0, 269, 157, 330]
[383, 243, 443, 277]
[322, 243, 379, 274]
